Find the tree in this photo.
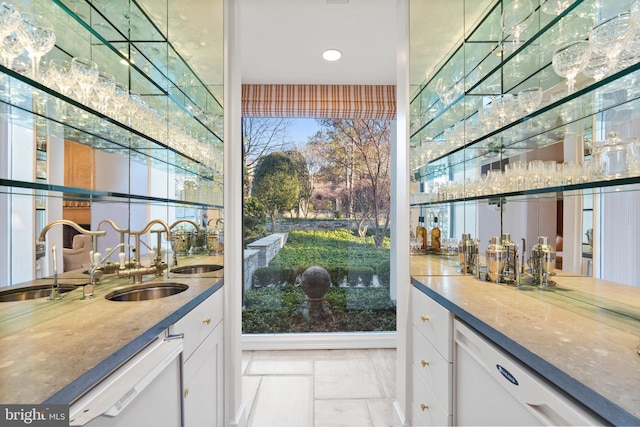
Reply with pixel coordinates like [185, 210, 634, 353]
[252, 152, 300, 232]
[244, 196, 268, 242]
[242, 117, 294, 183]
[314, 119, 391, 247]
[285, 149, 312, 218]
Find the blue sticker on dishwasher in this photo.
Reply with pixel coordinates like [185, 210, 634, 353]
[496, 364, 519, 385]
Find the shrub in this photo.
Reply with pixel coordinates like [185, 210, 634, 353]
[376, 259, 391, 287]
[253, 266, 304, 287]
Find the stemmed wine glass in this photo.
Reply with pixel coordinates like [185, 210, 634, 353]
[517, 87, 543, 114]
[17, 13, 56, 80]
[540, 0, 572, 15]
[582, 51, 610, 81]
[93, 72, 115, 113]
[70, 57, 98, 103]
[492, 93, 514, 126]
[501, 0, 535, 45]
[552, 40, 591, 94]
[0, 2, 21, 39]
[0, 32, 23, 69]
[589, 12, 637, 69]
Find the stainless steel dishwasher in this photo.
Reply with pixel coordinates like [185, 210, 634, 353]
[69, 333, 183, 426]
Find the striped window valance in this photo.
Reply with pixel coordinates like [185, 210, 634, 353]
[241, 84, 396, 120]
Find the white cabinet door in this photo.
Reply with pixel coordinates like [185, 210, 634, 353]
[453, 319, 604, 426]
[183, 321, 224, 427]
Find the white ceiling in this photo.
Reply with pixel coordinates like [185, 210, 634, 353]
[240, 0, 494, 88]
[240, 0, 398, 85]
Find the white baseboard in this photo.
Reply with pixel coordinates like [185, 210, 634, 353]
[242, 331, 397, 351]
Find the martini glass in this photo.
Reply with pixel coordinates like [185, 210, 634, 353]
[552, 41, 591, 94]
[17, 13, 56, 80]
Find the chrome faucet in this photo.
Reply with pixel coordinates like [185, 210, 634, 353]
[38, 220, 106, 293]
[97, 219, 129, 255]
[119, 220, 172, 283]
[169, 219, 200, 266]
[84, 243, 129, 299]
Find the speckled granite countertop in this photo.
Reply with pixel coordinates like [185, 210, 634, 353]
[411, 255, 640, 426]
[0, 255, 223, 405]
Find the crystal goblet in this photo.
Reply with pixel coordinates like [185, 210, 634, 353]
[582, 51, 610, 81]
[517, 87, 543, 114]
[589, 12, 636, 65]
[491, 93, 514, 126]
[17, 13, 56, 80]
[552, 41, 591, 94]
[540, 0, 572, 15]
[70, 57, 98, 103]
[93, 72, 115, 113]
[0, 32, 24, 69]
[501, 0, 535, 45]
[0, 2, 21, 38]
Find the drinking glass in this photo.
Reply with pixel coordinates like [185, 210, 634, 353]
[0, 2, 21, 38]
[552, 41, 591, 94]
[589, 13, 636, 66]
[501, 0, 535, 45]
[517, 87, 543, 114]
[93, 72, 115, 113]
[582, 51, 610, 81]
[70, 57, 98, 103]
[0, 32, 24, 69]
[540, 0, 572, 15]
[492, 93, 514, 125]
[18, 13, 56, 80]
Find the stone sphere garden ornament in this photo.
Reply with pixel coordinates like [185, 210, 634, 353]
[299, 266, 332, 320]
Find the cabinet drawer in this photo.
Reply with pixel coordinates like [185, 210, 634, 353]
[412, 286, 452, 361]
[412, 365, 451, 426]
[170, 288, 223, 361]
[412, 325, 452, 412]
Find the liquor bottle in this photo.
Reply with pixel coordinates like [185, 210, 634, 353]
[431, 217, 441, 250]
[417, 216, 428, 252]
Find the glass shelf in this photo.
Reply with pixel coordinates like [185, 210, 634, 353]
[412, 64, 640, 181]
[0, 67, 222, 183]
[410, 0, 635, 156]
[0, 178, 222, 209]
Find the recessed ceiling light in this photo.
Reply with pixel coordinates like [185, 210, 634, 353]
[322, 49, 342, 62]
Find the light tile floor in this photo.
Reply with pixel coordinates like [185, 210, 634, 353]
[242, 349, 396, 427]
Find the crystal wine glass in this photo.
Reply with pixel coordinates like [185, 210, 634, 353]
[93, 72, 115, 113]
[589, 12, 636, 66]
[540, 0, 572, 15]
[17, 13, 56, 80]
[552, 41, 591, 94]
[582, 51, 610, 81]
[491, 93, 514, 126]
[70, 57, 99, 103]
[501, 0, 535, 45]
[517, 87, 543, 114]
[0, 32, 24, 69]
[0, 2, 21, 39]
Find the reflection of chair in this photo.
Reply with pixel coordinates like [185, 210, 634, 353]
[63, 234, 92, 272]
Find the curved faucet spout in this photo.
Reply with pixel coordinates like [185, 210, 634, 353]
[98, 219, 129, 234]
[169, 219, 200, 232]
[38, 219, 106, 242]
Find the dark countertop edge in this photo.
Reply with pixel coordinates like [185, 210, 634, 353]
[42, 279, 224, 405]
[411, 278, 640, 427]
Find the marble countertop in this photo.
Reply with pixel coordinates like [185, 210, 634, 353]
[0, 255, 224, 405]
[411, 254, 640, 426]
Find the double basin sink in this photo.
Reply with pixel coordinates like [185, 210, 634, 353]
[0, 264, 222, 302]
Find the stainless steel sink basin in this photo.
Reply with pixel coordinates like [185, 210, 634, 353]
[105, 283, 189, 302]
[170, 264, 223, 274]
[0, 284, 79, 302]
